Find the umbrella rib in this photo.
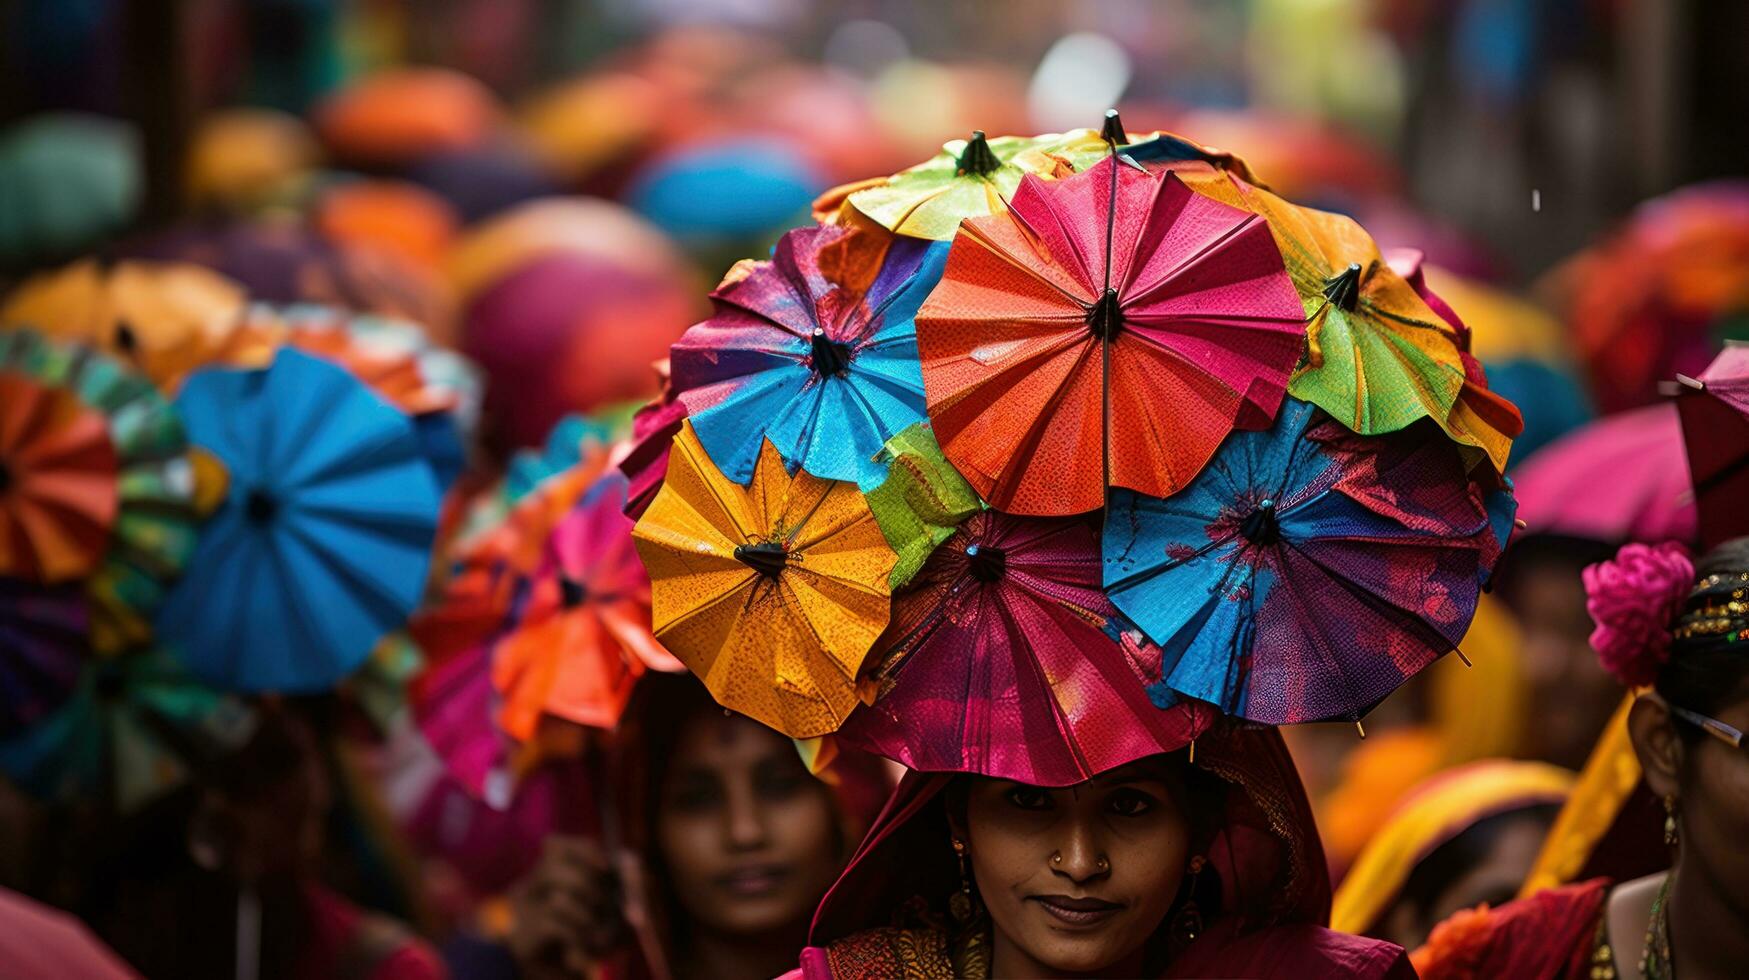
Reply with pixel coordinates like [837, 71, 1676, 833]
[1122, 215, 1261, 308]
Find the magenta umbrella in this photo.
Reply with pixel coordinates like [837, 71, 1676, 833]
[837, 510, 1216, 786]
[1512, 403, 1695, 545]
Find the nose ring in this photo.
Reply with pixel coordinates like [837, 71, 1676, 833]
[1095, 856, 1109, 871]
[1052, 852, 1063, 865]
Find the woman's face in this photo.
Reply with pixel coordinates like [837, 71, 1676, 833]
[958, 757, 1192, 976]
[655, 710, 842, 938]
[1666, 695, 1749, 912]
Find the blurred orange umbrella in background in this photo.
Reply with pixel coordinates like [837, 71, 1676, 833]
[312, 67, 502, 168]
[0, 373, 118, 583]
[314, 180, 459, 276]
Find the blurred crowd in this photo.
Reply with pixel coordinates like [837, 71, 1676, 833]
[0, 1, 1747, 979]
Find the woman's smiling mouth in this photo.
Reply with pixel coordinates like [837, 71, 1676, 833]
[1029, 894, 1126, 927]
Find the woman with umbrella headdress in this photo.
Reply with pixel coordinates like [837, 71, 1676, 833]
[626, 119, 1515, 978]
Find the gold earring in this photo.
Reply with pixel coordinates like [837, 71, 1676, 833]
[1663, 794, 1679, 847]
[950, 837, 975, 924]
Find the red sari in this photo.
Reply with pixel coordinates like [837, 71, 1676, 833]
[787, 723, 1414, 979]
[1412, 878, 1610, 980]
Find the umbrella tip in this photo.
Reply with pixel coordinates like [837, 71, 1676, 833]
[559, 575, 588, 608]
[1085, 287, 1124, 341]
[733, 541, 789, 579]
[1321, 263, 1364, 312]
[965, 543, 1007, 583]
[1100, 108, 1128, 145]
[957, 130, 1001, 178]
[809, 328, 854, 378]
[114, 320, 139, 354]
[244, 488, 278, 525]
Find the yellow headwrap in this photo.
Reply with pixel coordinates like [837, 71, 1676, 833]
[1331, 760, 1575, 936]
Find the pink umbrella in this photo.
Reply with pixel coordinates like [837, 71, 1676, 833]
[1674, 342, 1749, 548]
[838, 510, 1215, 786]
[0, 887, 139, 979]
[1512, 403, 1695, 545]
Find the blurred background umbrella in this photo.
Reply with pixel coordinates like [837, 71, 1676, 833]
[625, 136, 823, 271]
[1103, 398, 1506, 724]
[0, 369, 118, 582]
[1512, 403, 1695, 546]
[669, 225, 943, 489]
[0, 647, 255, 813]
[1, 331, 203, 653]
[156, 348, 442, 692]
[312, 67, 501, 169]
[842, 510, 1214, 785]
[632, 424, 895, 738]
[0, 579, 88, 737]
[446, 196, 695, 305]
[0, 113, 140, 269]
[183, 107, 319, 217]
[918, 157, 1305, 515]
[313, 179, 459, 277]
[404, 140, 559, 225]
[1673, 342, 1749, 549]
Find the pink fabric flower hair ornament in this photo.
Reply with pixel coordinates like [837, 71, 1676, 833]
[1582, 541, 1695, 687]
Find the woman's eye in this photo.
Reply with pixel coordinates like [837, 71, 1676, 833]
[1005, 787, 1053, 811]
[667, 774, 722, 812]
[1107, 789, 1155, 817]
[754, 763, 808, 801]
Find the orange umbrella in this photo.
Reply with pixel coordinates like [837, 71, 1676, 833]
[184, 108, 318, 215]
[0, 372, 118, 582]
[314, 180, 459, 276]
[631, 423, 896, 738]
[313, 68, 500, 168]
[0, 259, 244, 388]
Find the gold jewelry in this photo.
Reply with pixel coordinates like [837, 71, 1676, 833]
[948, 835, 989, 977]
[1663, 794, 1678, 847]
[1052, 852, 1062, 865]
[1095, 855, 1109, 872]
[1640, 874, 1674, 980]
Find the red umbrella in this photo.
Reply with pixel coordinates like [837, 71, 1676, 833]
[839, 510, 1215, 786]
[916, 155, 1305, 515]
[1674, 342, 1749, 548]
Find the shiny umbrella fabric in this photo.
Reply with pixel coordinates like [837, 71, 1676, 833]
[1511, 404, 1695, 546]
[1102, 398, 1509, 724]
[840, 510, 1216, 786]
[917, 155, 1305, 515]
[632, 423, 896, 738]
[669, 225, 946, 489]
[156, 349, 442, 692]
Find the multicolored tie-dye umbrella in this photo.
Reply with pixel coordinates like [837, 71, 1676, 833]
[917, 154, 1306, 515]
[1102, 398, 1510, 724]
[669, 226, 946, 489]
[632, 423, 896, 738]
[0, 331, 202, 653]
[840, 510, 1216, 786]
[0, 578, 87, 736]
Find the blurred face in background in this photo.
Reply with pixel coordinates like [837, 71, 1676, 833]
[1508, 551, 1623, 767]
[655, 709, 843, 938]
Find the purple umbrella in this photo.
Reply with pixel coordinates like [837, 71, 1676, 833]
[0, 579, 87, 736]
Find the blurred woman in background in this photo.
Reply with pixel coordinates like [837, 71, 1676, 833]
[507, 673, 887, 980]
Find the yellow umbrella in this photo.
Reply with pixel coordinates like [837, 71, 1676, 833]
[632, 422, 896, 738]
[0, 259, 245, 389]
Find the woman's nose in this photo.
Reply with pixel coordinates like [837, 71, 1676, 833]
[722, 782, 769, 851]
[1050, 820, 1110, 883]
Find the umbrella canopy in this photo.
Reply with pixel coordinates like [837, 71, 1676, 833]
[1102, 398, 1507, 724]
[1674, 342, 1749, 549]
[314, 179, 459, 276]
[839, 510, 1217, 786]
[669, 225, 945, 489]
[1512, 404, 1695, 545]
[493, 472, 682, 739]
[156, 349, 442, 692]
[0, 579, 87, 736]
[409, 557, 522, 797]
[917, 155, 1305, 515]
[185, 108, 319, 216]
[405, 141, 560, 225]
[619, 373, 687, 521]
[0, 647, 255, 812]
[446, 196, 693, 305]
[2, 331, 206, 653]
[0, 113, 140, 267]
[313, 68, 501, 168]
[0, 886, 140, 980]
[0, 258, 245, 387]
[632, 423, 896, 737]
[838, 128, 1111, 241]
[0, 370, 118, 582]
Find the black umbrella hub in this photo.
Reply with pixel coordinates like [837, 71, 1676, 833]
[1087, 287, 1124, 341]
[734, 541, 789, 579]
[1239, 498, 1281, 547]
[809, 328, 854, 378]
[244, 488, 278, 524]
[559, 575, 588, 608]
[114, 320, 139, 355]
[1322, 263, 1364, 313]
[965, 543, 1007, 583]
[0, 459, 12, 494]
[956, 131, 1002, 178]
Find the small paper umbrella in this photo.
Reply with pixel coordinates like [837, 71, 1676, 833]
[917, 154, 1306, 515]
[632, 422, 896, 738]
[618, 361, 687, 521]
[1102, 398, 1509, 725]
[841, 128, 1112, 241]
[1511, 403, 1694, 546]
[1185, 174, 1475, 459]
[0, 578, 88, 736]
[0, 257, 245, 387]
[409, 555, 523, 796]
[2, 330, 204, 653]
[862, 423, 982, 590]
[0, 647, 255, 812]
[838, 510, 1216, 786]
[492, 471, 683, 740]
[670, 225, 946, 489]
[156, 348, 442, 692]
[1674, 342, 1749, 549]
[0, 370, 118, 582]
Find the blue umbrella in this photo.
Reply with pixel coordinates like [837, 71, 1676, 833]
[668, 227, 947, 489]
[157, 348, 442, 692]
[1101, 398, 1509, 724]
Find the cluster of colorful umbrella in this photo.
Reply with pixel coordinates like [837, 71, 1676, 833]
[622, 113, 1524, 786]
[0, 252, 478, 812]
